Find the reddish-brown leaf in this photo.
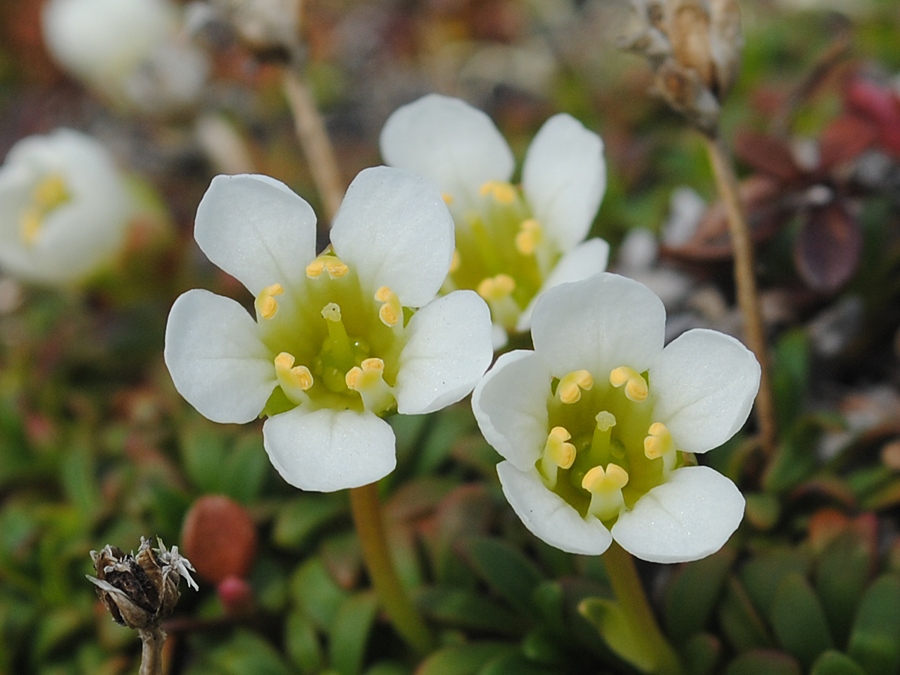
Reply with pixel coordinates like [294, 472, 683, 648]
[734, 130, 804, 183]
[794, 203, 862, 292]
[818, 114, 879, 171]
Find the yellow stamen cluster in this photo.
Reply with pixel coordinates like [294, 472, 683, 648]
[345, 357, 394, 413]
[558, 370, 594, 404]
[644, 422, 676, 473]
[306, 254, 349, 279]
[609, 366, 649, 402]
[255, 283, 284, 320]
[478, 180, 517, 205]
[20, 174, 70, 244]
[582, 463, 629, 521]
[275, 352, 313, 404]
[375, 286, 402, 327]
[540, 426, 576, 488]
[515, 219, 543, 255]
[476, 274, 515, 302]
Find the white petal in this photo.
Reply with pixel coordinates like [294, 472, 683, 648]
[650, 329, 760, 454]
[395, 291, 493, 415]
[164, 289, 275, 424]
[497, 462, 612, 555]
[471, 350, 550, 471]
[330, 166, 454, 308]
[522, 114, 606, 252]
[194, 174, 317, 296]
[531, 273, 665, 377]
[516, 238, 610, 332]
[611, 466, 745, 563]
[379, 94, 514, 211]
[263, 408, 396, 492]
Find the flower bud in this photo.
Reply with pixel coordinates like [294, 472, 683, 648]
[87, 537, 198, 629]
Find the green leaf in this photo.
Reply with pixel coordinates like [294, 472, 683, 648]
[412, 406, 473, 476]
[718, 577, 773, 652]
[274, 494, 346, 550]
[770, 573, 834, 669]
[814, 530, 873, 646]
[530, 581, 565, 633]
[478, 651, 559, 675]
[30, 608, 86, 663]
[417, 587, 528, 635]
[724, 649, 801, 675]
[285, 611, 324, 674]
[740, 549, 810, 617]
[59, 441, 98, 521]
[220, 434, 269, 504]
[847, 575, 900, 675]
[665, 547, 736, 644]
[365, 663, 412, 675]
[763, 418, 821, 493]
[520, 628, 568, 668]
[680, 634, 720, 675]
[209, 630, 291, 675]
[329, 592, 379, 675]
[180, 426, 227, 493]
[291, 558, 348, 630]
[810, 651, 866, 675]
[771, 328, 809, 430]
[415, 643, 518, 675]
[578, 598, 656, 673]
[464, 537, 544, 617]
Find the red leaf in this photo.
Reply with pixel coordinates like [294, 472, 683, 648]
[794, 203, 862, 292]
[819, 114, 879, 171]
[734, 130, 804, 183]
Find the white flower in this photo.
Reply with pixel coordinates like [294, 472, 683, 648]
[472, 273, 760, 563]
[165, 167, 493, 492]
[42, 0, 209, 114]
[0, 129, 133, 285]
[380, 94, 609, 346]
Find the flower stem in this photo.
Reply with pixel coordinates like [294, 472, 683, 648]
[349, 482, 435, 654]
[138, 627, 165, 675]
[603, 542, 682, 675]
[282, 64, 344, 223]
[703, 134, 777, 460]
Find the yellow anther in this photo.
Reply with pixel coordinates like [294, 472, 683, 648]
[476, 274, 515, 302]
[34, 174, 69, 210]
[515, 219, 543, 255]
[582, 463, 629, 522]
[345, 357, 395, 413]
[539, 426, 576, 489]
[375, 286, 402, 327]
[479, 180, 517, 205]
[321, 302, 342, 322]
[558, 370, 594, 404]
[609, 366, 649, 402]
[644, 422, 673, 458]
[595, 411, 617, 432]
[20, 209, 42, 244]
[441, 192, 454, 205]
[274, 352, 313, 404]
[254, 283, 284, 320]
[449, 249, 460, 273]
[306, 254, 349, 279]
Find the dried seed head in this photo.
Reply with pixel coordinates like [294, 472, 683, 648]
[87, 538, 198, 630]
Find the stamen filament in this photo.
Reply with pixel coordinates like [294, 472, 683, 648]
[477, 274, 519, 329]
[375, 286, 402, 328]
[515, 219, 543, 256]
[582, 464, 629, 522]
[644, 422, 677, 474]
[274, 352, 313, 405]
[345, 358, 395, 414]
[540, 426, 576, 489]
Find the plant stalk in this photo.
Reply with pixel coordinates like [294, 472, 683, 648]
[138, 626, 165, 675]
[603, 542, 682, 675]
[703, 133, 777, 459]
[282, 66, 345, 223]
[349, 482, 435, 654]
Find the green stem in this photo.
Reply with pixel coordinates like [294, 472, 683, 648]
[603, 542, 682, 675]
[349, 482, 434, 654]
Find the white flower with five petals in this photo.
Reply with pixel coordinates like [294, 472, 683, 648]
[0, 128, 133, 286]
[165, 167, 493, 492]
[380, 94, 609, 346]
[472, 273, 760, 563]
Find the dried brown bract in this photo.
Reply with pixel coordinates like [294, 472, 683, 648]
[621, 0, 743, 134]
[87, 537, 198, 630]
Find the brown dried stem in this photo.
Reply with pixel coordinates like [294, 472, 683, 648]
[703, 134, 777, 459]
[282, 64, 344, 223]
[138, 627, 166, 675]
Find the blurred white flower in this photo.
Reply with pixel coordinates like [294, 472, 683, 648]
[165, 167, 493, 492]
[42, 0, 209, 114]
[472, 273, 759, 562]
[0, 129, 133, 286]
[380, 94, 609, 347]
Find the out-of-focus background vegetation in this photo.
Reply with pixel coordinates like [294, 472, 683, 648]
[1, 0, 900, 673]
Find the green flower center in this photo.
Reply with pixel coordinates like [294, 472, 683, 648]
[445, 181, 561, 331]
[535, 366, 686, 524]
[257, 252, 409, 417]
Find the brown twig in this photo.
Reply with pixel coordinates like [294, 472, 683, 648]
[138, 627, 166, 675]
[282, 63, 345, 223]
[703, 134, 778, 460]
